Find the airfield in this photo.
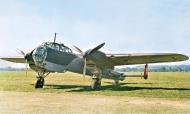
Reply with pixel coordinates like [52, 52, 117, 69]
[0, 71, 190, 114]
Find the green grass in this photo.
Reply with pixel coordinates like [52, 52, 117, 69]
[0, 71, 190, 99]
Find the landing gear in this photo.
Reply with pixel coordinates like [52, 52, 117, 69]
[91, 78, 101, 90]
[35, 77, 44, 88]
[144, 64, 148, 80]
[91, 69, 102, 90]
[114, 80, 120, 86]
[35, 72, 50, 88]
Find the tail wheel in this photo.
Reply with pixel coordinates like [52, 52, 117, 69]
[144, 64, 148, 80]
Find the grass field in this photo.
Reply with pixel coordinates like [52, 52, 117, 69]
[0, 71, 190, 99]
[0, 71, 190, 114]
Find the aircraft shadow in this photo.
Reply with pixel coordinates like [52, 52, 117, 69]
[68, 85, 190, 92]
[42, 83, 190, 92]
[105, 82, 157, 85]
[45, 84, 91, 90]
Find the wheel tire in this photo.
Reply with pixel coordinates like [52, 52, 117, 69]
[91, 78, 101, 90]
[35, 80, 40, 88]
[35, 78, 44, 88]
[144, 75, 148, 80]
[41, 78, 45, 86]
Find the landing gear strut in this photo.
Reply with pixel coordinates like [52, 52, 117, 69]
[114, 80, 120, 86]
[35, 72, 50, 88]
[91, 69, 102, 90]
[91, 77, 101, 90]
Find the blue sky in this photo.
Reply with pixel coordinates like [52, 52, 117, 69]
[0, 0, 190, 67]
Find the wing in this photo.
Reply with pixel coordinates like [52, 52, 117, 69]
[107, 53, 189, 66]
[0, 57, 26, 63]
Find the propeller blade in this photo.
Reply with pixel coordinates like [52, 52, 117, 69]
[90, 42, 105, 54]
[25, 64, 28, 77]
[16, 49, 25, 56]
[83, 58, 87, 79]
[16, 49, 29, 77]
[72, 45, 83, 55]
[84, 42, 105, 57]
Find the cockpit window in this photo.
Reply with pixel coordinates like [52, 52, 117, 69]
[53, 44, 59, 50]
[42, 42, 73, 53]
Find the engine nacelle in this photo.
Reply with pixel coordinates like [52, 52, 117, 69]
[102, 69, 125, 81]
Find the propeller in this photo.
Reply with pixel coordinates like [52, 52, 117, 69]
[17, 49, 25, 56]
[72, 43, 105, 79]
[17, 49, 28, 77]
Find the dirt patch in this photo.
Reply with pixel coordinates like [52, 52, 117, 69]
[0, 91, 190, 114]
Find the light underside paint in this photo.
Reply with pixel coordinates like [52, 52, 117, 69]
[44, 61, 66, 72]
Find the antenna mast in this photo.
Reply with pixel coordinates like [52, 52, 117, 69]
[54, 32, 57, 43]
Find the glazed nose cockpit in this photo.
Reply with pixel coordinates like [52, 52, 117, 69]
[32, 46, 47, 67]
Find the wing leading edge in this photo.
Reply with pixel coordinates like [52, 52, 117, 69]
[107, 53, 189, 66]
[0, 57, 26, 63]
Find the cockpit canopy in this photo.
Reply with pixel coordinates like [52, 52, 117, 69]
[42, 42, 73, 53]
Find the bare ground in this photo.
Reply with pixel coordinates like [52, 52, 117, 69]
[0, 91, 190, 114]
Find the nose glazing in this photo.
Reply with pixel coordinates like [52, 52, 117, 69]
[32, 46, 47, 66]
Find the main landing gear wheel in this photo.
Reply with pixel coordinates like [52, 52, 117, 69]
[114, 80, 120, 86]
[35, 78, 44, 88]
[91, 78, 101, 90]
[34, 72, 50, 88]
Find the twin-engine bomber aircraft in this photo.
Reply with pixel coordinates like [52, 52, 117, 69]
[0, 33, 189, 90]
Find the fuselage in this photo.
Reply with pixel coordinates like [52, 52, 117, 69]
[25, 42, 123, 80]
